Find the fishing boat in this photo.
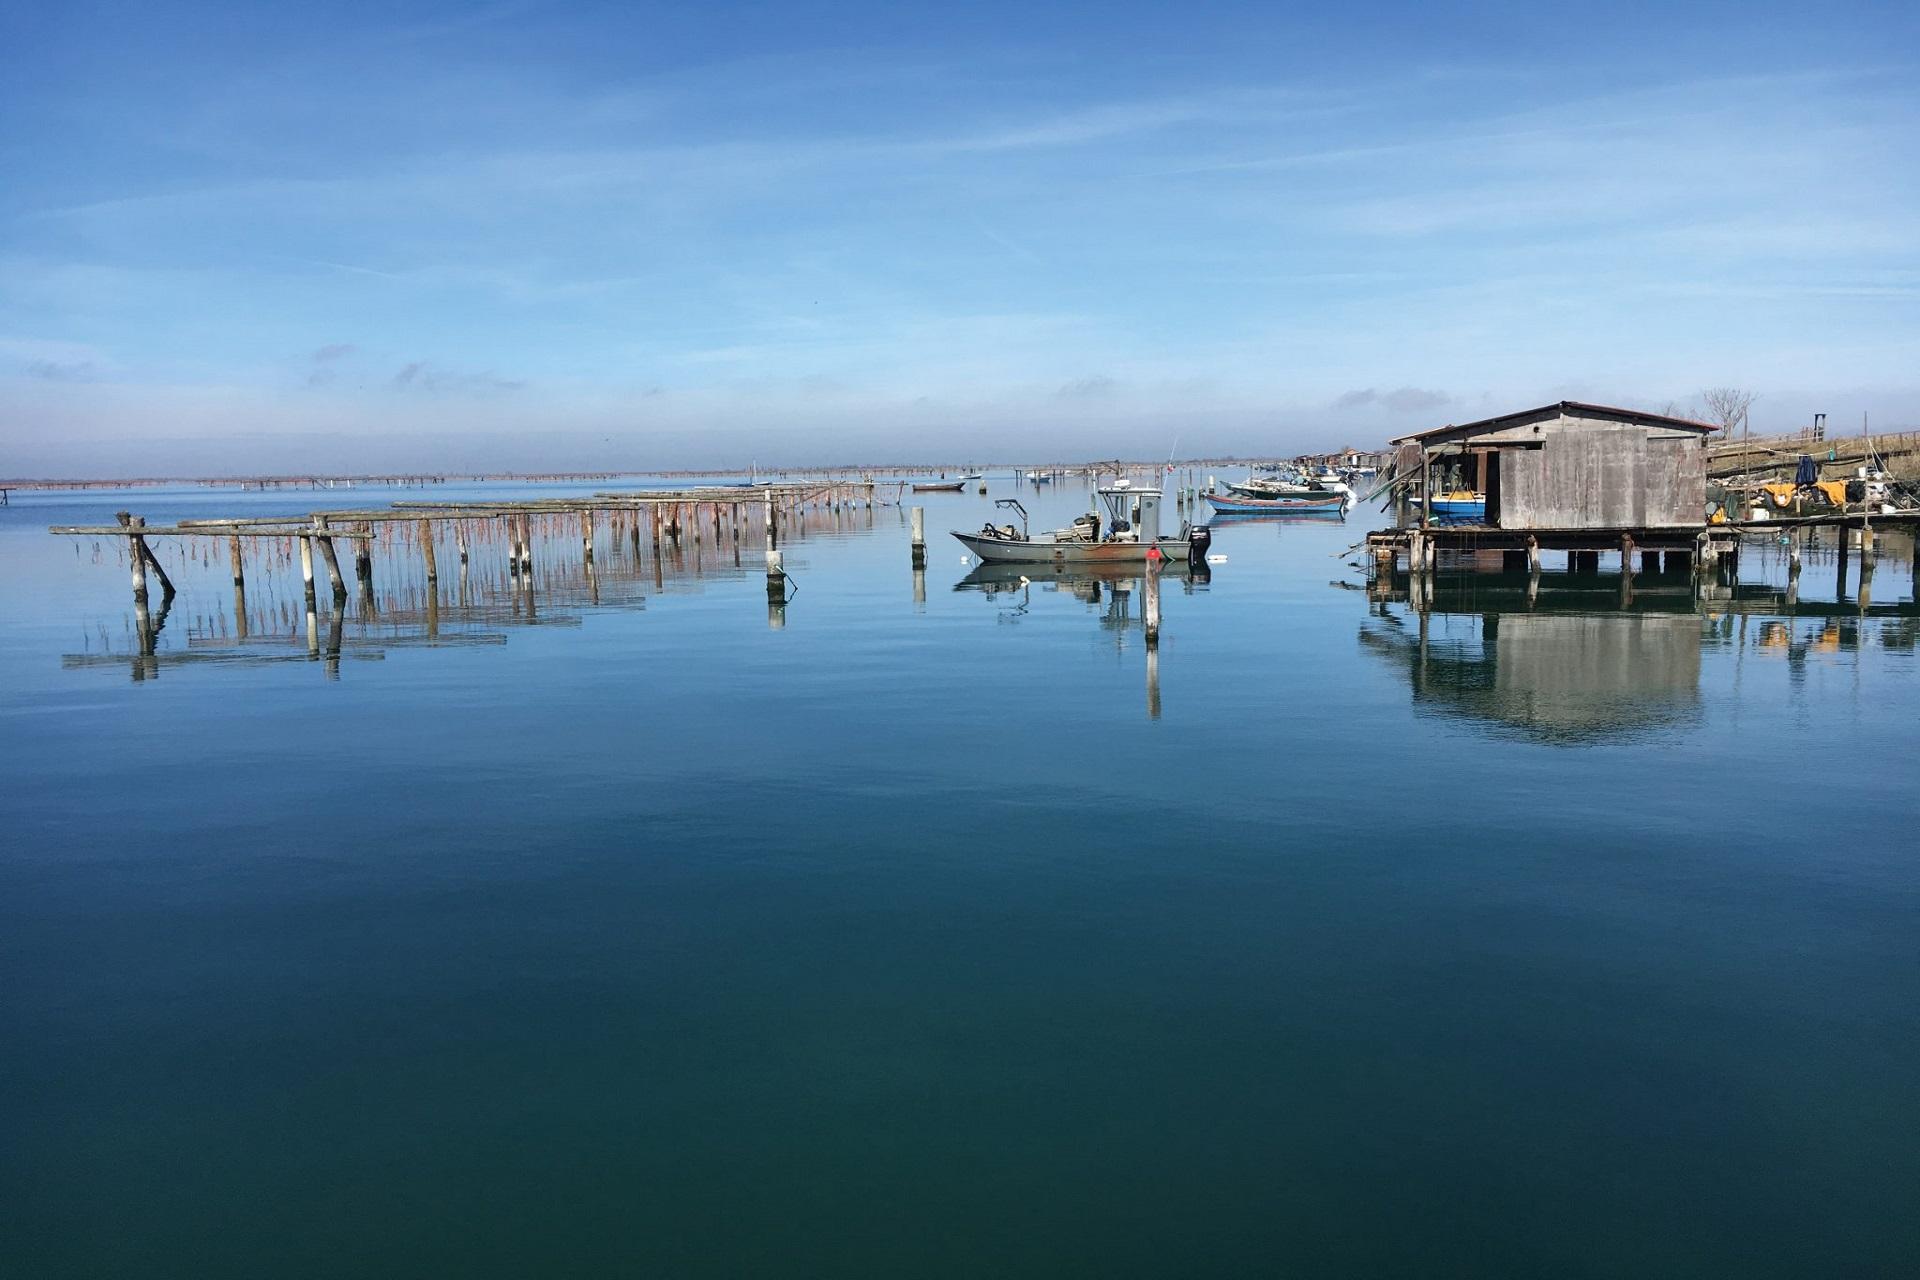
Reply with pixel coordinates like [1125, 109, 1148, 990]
[911, 479, 966, 492]
[1226, 472, 1347, 501]
[1025, 471, 1054, 485]
[1207, 490, 1346, 515]
[954, 487, 1210, 565]
[1427, 491, 1486, 521]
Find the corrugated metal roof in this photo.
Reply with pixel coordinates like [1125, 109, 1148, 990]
[1389, 400, 1719, 446]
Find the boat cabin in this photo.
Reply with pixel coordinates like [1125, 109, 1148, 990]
[1097, 485, 1166, 542]
[1389, 401, 1717, 531]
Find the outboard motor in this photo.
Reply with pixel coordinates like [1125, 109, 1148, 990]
[1187, 524, 1213, 567]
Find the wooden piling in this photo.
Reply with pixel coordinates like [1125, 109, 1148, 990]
[581, 509, 595, 565]
[1526, 534, 1540, 574]
[766, 548, 785, 601]
[418, 518, 438, 584]
[299, 535, 317, 608]
[455, 520, 469, 565]
[1144, 548, 1163, 648]
[124, 515, 149, 604]
[314, 519, 346, 599]
[229, 533, 244, 588]
[911, 506, 926, 568]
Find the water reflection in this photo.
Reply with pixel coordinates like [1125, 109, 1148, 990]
[62, 501, 875, 680]
[1362, 572, 1920, 742]
[954, 561, 1210, 718]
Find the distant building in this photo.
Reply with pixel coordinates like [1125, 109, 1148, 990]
[1390, 401, 1717, 530]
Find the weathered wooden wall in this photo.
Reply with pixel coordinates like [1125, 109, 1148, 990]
[1497, 416, 1705, 529]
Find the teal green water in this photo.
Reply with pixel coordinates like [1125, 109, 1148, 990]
[3, 481, 1917, 1276]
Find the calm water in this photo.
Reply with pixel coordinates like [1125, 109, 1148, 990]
[4, 478, 1917, 1277]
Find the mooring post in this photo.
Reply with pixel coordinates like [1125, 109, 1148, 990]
[1525, 534, 1540, 574]
[121, 513, 148, 605]
[581, 509, 595, 566]
[455, 520, 469, 565]
[299, 533, 317, 609]
[313, 518, 346, 600]
[766, 547, 786, 603]
[116, 513, 174, 600]
[650, 503, 662, 550]
[418, 518, 438, 585]
[1144, 547, 1163, 648]
[911, 506, 926, 568]
[229, 532, 245, 589]
[518, 514, 534, 578]
[764, 489, 777, 549]
[1621, 534, 1635, 578]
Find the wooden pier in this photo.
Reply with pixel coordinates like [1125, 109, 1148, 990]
[48, 480, 906, 672]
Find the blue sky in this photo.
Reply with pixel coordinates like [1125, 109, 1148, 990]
[3, 1, 1917, 474]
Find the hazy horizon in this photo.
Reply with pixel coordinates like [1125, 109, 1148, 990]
[4, 1, 1917, 475]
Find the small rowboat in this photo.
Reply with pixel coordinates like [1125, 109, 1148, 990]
[1206, 490, 1346, 514]
[1428, 492, 1486, 521]
[911, 480, 967, 492]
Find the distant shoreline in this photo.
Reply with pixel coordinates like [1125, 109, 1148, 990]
[0, 458, 1323, 491]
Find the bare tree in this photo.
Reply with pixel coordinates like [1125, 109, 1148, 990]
[1698, 387, 1757, 433]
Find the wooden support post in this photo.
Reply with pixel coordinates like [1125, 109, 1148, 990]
[1620, 534, 1635, 577]
[766, 548, 786, 602]
[229, 533, 244, 588]
[581, 509, 595, 565]
[299, 534, 317, 608]
[314, 519, 346, 599]
[137, 522, 173, 598]
[518, 514, 534, 577]
[122, 514, 148, 604]
[1525, 534, 1540, 574]
[355, 522, 374, 589]
[764, 489, 777, 549]
[911, 506, 926, 568]
[455, 520, 469, 565]
[650, 504, 662, 550]
[1144, 548, 1163, 648]
[418, 518, 437, 584]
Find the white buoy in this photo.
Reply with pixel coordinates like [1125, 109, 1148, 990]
[959, 555, 971, 564]
[1207, 554, 1228, 563]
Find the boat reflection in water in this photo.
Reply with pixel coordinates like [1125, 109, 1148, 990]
[954, 560, 1210, 719]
